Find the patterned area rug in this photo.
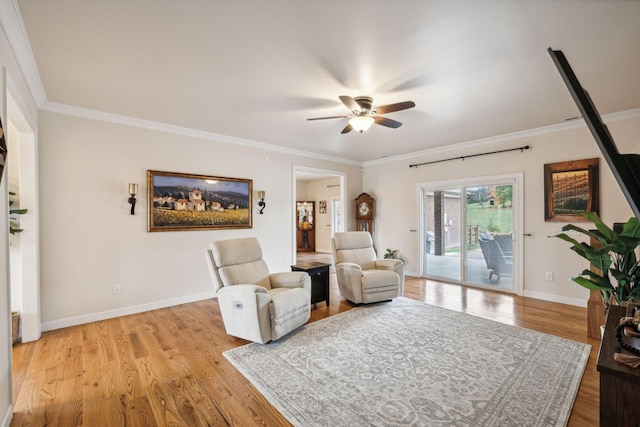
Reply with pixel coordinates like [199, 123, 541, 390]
[224, 297, 590, 426]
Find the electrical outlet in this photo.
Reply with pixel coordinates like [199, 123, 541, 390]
[113, 284, 121, 294]
[545, 272, 554, 281]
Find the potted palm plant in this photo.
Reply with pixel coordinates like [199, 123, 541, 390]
[9, 191, 27, 234]
[552, 212, 640, 306]
[384, 249, 405, 264]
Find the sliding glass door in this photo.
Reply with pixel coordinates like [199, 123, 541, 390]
[421, 174, 522, 294]
[422, 187, 462, 283]
[464, 184, 514, 289]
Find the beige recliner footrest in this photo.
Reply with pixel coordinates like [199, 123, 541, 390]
[269, 288, 311, 341]
[361, 270, 400, 303]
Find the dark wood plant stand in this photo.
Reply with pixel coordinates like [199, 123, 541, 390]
[588, 290, 606, 339]
[597, 304, 640, 426]
[587, 235, 605, 339]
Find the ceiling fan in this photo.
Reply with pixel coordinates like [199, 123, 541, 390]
[307, 95, 416, 134]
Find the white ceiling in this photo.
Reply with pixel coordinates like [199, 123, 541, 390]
[14, 0, 640, 163]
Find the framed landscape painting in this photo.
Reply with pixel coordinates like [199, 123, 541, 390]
[147, 170, 252, 232]
[544, 158, 599, 222]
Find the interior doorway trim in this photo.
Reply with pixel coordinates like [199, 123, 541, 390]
[292, 166, 346, 264]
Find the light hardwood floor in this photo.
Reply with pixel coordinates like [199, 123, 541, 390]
[11, 267, 600, 426]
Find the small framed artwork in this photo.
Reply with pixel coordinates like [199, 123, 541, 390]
[319, 200, 327, 214]
[544, 158, 599, 222]
[148, 170, 252, 232]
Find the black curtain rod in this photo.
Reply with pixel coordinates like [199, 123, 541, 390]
[409, 145, 531, 168]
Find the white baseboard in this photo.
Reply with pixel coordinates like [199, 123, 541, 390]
[523, 290, 587, 307]
[41, 291, 218, 332]
[37, 286, 586, 332]
[2, 405, 12, 427]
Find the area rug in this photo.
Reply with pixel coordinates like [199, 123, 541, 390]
[223, 297, 590, 426]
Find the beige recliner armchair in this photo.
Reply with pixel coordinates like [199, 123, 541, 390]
[205, 237, 311, 343]
[331, 231, 404, 304]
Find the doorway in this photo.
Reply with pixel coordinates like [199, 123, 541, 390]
[331, 197, 342, 236]
[7, 91, 41, 343]
[292, 167, 346, 265]
[419, 173, 523, 295]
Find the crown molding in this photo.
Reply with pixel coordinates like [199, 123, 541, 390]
[41, 101, 362, 166]
[363, 108, 640, 167]
[38, 101, 640, 170]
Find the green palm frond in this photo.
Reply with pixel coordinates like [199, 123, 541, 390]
[551, 213, 640, 303]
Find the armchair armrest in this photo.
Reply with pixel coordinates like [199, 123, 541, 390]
[216, 284, 272, 343]
[270, 272, 311, 295]
[335, 261, 362, 272]
[217, 283, 269, 297]
[335, 262, 364, 302]
[375, 259, 403, 270]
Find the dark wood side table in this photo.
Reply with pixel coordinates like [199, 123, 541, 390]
[597, 304, 640, 427]
[291, 262, 330, 308]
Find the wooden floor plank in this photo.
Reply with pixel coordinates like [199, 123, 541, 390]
[11, 272, 600, 426]
[81, 324, 127, 426]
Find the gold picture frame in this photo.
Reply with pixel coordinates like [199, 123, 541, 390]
[544, 158, 599, 222]
[147, 170, 252, 232]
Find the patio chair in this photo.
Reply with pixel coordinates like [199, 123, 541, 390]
[478, 238, 512, 283]
[493, 233, 513, 257]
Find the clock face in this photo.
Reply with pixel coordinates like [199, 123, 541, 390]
[359, 202, 370, 216]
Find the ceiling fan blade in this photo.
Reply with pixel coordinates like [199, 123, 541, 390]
[341, 123, 353, 134]
[307, 115, 349, 121]
[374, 101, 416, 114]
[374, 116, 402, 129]
[339, 95, 360, 113]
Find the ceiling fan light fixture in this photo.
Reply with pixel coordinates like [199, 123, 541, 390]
[349, 116, 375, 133]
[308, 95, 414, 134]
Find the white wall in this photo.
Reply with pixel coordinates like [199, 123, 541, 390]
[364, 115, 640, 306]
[38, 111, 363, 329]
[304, 177, 340, 253]
[295, 180, 309, 201]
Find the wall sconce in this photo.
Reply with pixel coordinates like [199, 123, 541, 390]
[128, 183, 138, 215]
[258, 191, 266, 214]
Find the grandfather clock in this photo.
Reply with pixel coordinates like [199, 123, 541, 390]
[355, 193, 374, 233]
